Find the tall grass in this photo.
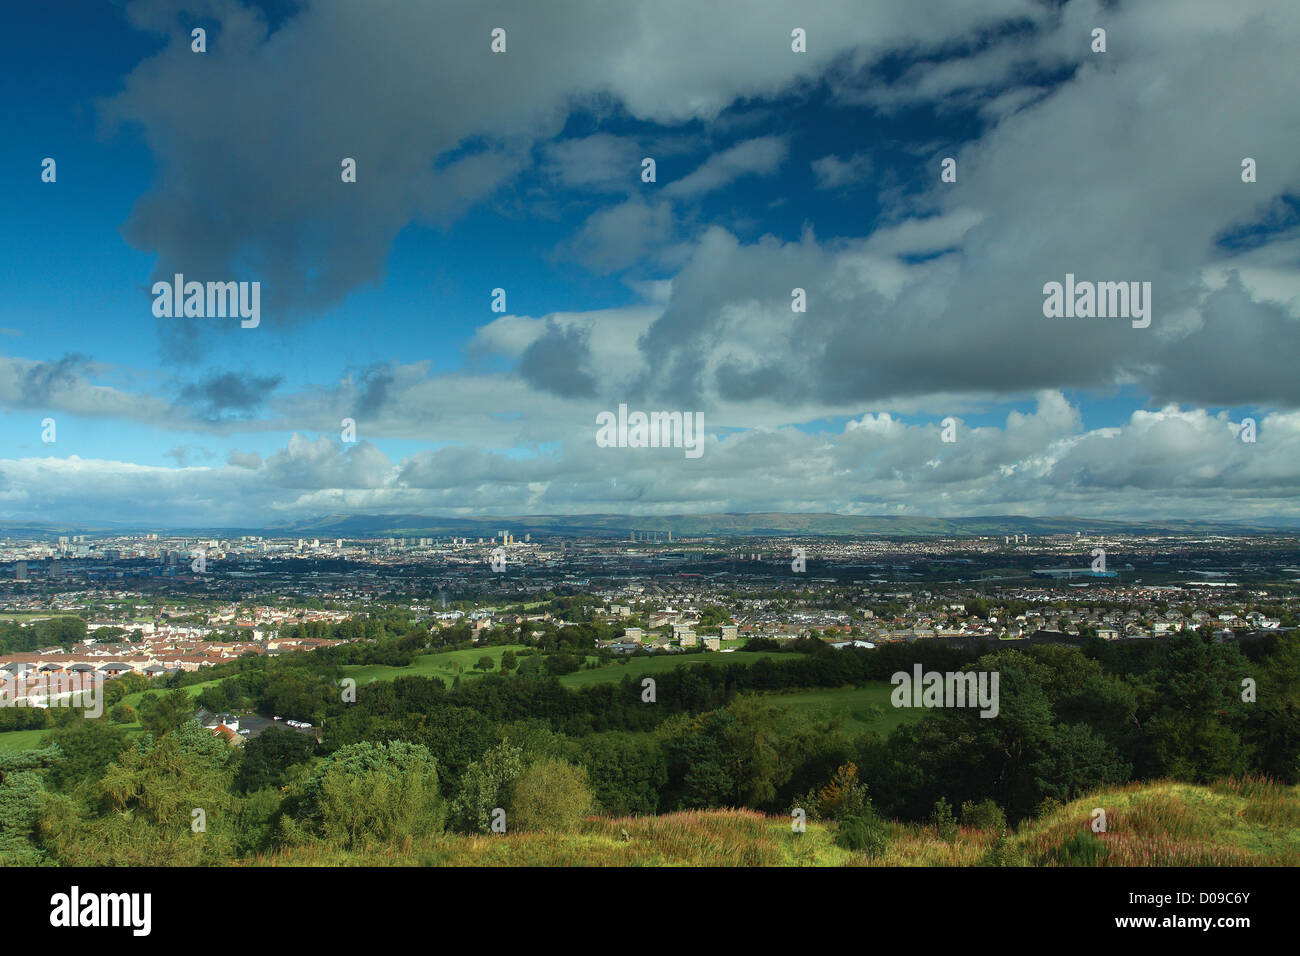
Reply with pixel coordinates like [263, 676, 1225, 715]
[250, 778, 1300, 867]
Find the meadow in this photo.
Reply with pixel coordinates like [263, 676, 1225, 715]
[252, 777, 1300, 867]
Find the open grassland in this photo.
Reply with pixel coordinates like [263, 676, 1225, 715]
[762, 683, 925, 736]
[337, 646, 790, 690]
[253, 778, 1300, 867]
[555, 650, 787, 688]
[1010, 777, 1300, 866]
[0, 728, 49, 751]
[341, 644, 530, 687]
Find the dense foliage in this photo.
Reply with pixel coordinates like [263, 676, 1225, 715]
[0, 627, 1294, 864]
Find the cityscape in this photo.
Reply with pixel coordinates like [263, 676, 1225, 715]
[2, 0, 1297, 936]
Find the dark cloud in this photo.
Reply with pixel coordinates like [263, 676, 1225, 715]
[517, 321, 598, 398]
[178, 371, 281, 419]
[20, 354, 90, 405]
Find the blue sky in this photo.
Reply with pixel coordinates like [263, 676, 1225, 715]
[1, 0, 1298, 526]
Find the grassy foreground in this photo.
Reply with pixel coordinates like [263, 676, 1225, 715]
[252, 777, 1299, 867]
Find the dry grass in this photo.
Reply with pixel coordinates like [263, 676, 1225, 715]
[250, 777, 1300, 867]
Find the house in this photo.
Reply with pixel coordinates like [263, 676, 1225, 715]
[213, 724, 244, 747]
[702, 635, 721, 651]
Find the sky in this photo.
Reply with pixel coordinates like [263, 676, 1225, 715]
[2, 0, 1299, 528]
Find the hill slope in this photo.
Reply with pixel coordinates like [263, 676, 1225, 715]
[253, 777, 1299, 867]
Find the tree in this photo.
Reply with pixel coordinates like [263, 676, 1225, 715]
[932, 798, 958, 841]
[507, 760, 594, 832]
[39, 722, 239, 866]
[474, 656, 495, 672]
[40, 719, 129, 793]
[661, 695, 809, 810]
[233, 727, 315, 794]
[450, 742, 525, 833]
[578, 734, 666, 815]
[137, 688, 197, 738]
[297, 741, 445, 849]
[0, 746, 61, 865]
[814, 762, 871, 820]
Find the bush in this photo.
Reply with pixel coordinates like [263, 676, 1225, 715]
[815, 762, 871, 820]
[979, 832, 1024, 867]
[507, 759, 594, 832]
[287, 740, 445, 849]
[451, 742, 525, 833]
[1052, 829, 1108, 866]
[1034, 796, 1063, 819]
[932, 797, 958, 841]
[961, 798, 1008, 833]
[836, 812, 889, 857]
[109, 704, 136, 724]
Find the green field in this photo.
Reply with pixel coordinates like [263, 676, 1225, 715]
[556, 650, 788, 688]
[762, 683, 925, 736]
[342, 644, 531, 687]
[120, 679, 220, 712]
[0, 728, 49, 751]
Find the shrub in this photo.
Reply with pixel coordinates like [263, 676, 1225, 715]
[932, 797, 958, 841]
[961, 798, 1008, 833]
[451, 742, 525, 833]
[815, 762, 871, 820]
[507, 759, 594, 832]
[109, 704, 136, 725]
[836, 812, 889, 857]
[1053, 829, 1108, 866]
[979, 832, 1024, 867]
[289, 740, 445, 849]
[1034, 796, 1063, 819]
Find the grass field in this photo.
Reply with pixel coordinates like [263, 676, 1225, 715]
[762, 683, 925, 736]
[0, 728, 50, 751]
[119, 679, 221, 712]
[556, 651, 788, 688]
[342, 644, 531, 687]
[337, 646, 793, 691]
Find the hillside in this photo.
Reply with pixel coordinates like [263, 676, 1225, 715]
[252, 777, 1300, 867]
